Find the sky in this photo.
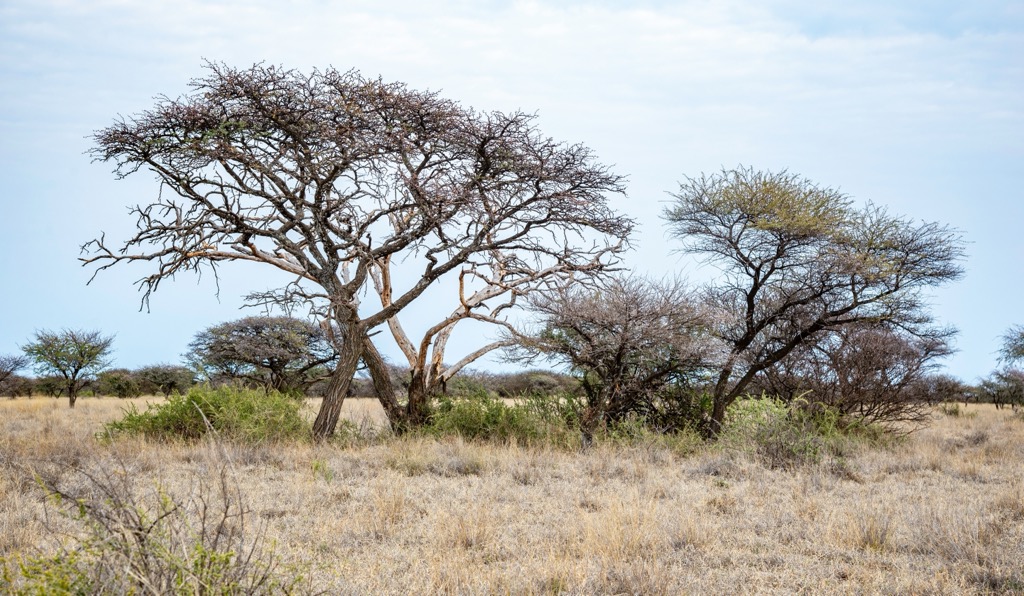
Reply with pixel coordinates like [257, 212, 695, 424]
[0, 0, 1021, 383]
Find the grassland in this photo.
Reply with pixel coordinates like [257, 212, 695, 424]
[1, 396, 1022, 594]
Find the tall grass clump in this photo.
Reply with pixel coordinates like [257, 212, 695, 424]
[102, 385, 309, 443]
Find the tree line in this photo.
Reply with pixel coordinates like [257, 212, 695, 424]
[6, 61, 1014, 440]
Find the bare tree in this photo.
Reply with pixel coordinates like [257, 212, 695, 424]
[513, 276, 717, 445]
[84, 63, 631, 438]
[664, 167, 966, 436]
[22, 329, 114, 407]
[755, 324, 955, 430]
[998, 324, 1024, 366]
[0, 354, 29, 387]
[185, 316, 336, 394]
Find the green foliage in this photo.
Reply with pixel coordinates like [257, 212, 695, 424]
[136, 364, 195, 397]
[599, 413, 704, 456]
[428, 393, 576, 447]
[21, 329, 114, 402]
[720, 396, 849, 469]
[95, 369, 142, 398]
[102, 385, 309, 443]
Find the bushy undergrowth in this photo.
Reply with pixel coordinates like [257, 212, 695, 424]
[0, 461, 304, 595]
[427, 393, 577, 447]
[720, 396, 853, 469]
[426, 392, 705, 453]
[101, 385, 309, 443]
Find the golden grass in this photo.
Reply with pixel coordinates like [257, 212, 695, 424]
[2, 397, 1022, 594]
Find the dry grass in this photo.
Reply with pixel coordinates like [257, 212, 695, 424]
[2, 397, 1023, 594]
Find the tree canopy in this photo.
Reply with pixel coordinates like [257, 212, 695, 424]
[514, 275, 715, 443]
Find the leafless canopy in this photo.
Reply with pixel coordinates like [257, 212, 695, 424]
[665, 167, 966, 434]
[84, 62, 632, 437]
[513, 275, 717, 442]
[998, 324, 1024, 366]
[0, 354, 29, 387]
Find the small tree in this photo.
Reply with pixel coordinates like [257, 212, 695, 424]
[135, 364, 195, 397]
[976, 368, 1024, 409]
[664, 167, 965, 435]
[185, 316, 336, 394]
[0, 354, 29, 387]
[513, 276, 716, 445]
[96, 369, 143, 399]
[22, 329, 114, 407]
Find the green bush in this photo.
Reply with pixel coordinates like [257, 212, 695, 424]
[720, 396, 848, 469]
[428, 393, 575, 446]
[101, 385, 309, 443]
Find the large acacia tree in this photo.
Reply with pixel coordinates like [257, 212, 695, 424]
[665, 167, 965, 435]
[185, 316, 336, 393]
[84, 63, 631, 438]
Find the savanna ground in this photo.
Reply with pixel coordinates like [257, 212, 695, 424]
[1, 396, 1022, 594]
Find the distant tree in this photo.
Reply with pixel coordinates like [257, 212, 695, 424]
[998, 325, 1024, 366]
[664, 167, 966, 436]
[35, 376, 67, 398]
[185, 316, 336, 394]
[0, 354, 29, 387]
[22, 329, 114, 407]
[0, 374, 34, 398]
[135, 364, 195, 397]
[976, 368, 1024, 410]
[83, 63, 630, 439]
[96, 368, 142, 399]
[513, 276, 716, 445]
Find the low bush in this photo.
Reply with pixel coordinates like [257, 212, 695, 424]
[1, 461, 304, 595]
[720, 396, 849, 469]
[101, 385, 309, 443]
[428, 393, 576, 447]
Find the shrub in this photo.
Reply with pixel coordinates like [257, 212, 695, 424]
[428, 393, 574, 446]
[1, 461, 303, 594]
[101, 385, 309, 443]
[720, 396, 847, 469]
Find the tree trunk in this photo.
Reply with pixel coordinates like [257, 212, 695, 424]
[68, 393, 77, 408]
[706, 395, 730, 439]
[360, 338, 407, 432]
[405, 370, 432, 428]
[311, 343, 362, 441]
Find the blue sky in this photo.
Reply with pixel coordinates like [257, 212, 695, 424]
[1, 0, 1021, 382]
